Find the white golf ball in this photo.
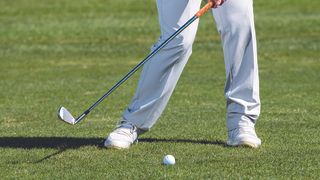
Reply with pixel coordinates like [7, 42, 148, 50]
[163, 155, 175, 165]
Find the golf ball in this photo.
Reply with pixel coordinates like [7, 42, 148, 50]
[163, 155, 175, 165]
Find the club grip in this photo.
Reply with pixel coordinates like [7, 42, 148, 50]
[195, 2, 214, 17]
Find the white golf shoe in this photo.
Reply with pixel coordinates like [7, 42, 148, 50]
[227, 127, 261, 148]
[104, 121, 138, 149]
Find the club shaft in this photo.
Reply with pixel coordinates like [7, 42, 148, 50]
[74, 16, 199, 124]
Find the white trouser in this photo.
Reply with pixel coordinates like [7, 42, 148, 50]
[123, 0, 260, 131]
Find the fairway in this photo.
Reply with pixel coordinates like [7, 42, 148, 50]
[1, 0, 320, 179]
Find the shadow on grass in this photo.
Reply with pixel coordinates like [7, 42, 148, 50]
[140, 138, 226, 147]
[0, 137, 104, 149]
[0, 137, 226, 163]
[0, 137, 104, 163]
[0, 137, 226, 149]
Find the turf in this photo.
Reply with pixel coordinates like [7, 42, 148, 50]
[0, 0, 319, 179]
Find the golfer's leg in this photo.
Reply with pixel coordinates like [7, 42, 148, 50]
[123, 0, 201, 131]
[212, 0, 260, 130]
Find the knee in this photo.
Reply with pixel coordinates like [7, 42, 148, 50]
[154, 31, 195, 53]
[173, 34, 194, 52]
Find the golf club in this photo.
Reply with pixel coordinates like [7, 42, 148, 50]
[58, 2, 214, 125]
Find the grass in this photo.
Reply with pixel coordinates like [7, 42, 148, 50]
[0, 0, 319, 179]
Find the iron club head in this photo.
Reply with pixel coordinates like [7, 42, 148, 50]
[58, 107, 76, 125]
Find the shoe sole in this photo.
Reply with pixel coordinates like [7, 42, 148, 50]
[227, 140, 260, 149]
[238, 141, 260, 148]
[104, 140, 131, 150]
[105, 144, 128, 150]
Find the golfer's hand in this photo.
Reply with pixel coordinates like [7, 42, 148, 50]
[210, 0, 225, 8]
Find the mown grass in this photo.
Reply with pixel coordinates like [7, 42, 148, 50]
[0, 0, 319, 179]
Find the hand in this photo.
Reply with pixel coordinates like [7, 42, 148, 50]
[210, 0, 225, 8]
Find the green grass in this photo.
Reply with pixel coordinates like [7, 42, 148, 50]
[1, 0, 319, 179]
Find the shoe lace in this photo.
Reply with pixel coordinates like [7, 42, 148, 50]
[115, 120, 137, 134]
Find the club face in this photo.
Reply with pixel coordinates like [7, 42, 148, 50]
[58, 107, 76, 125]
